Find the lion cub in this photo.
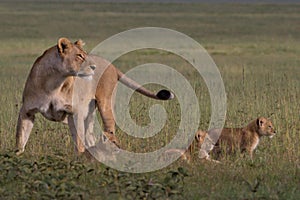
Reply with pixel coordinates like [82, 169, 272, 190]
[199, 117, 276, 160]
[163, 130, 207, 163]
[182, 130, 207, 162]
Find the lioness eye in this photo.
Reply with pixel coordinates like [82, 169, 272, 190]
[77, 54, 85, 60]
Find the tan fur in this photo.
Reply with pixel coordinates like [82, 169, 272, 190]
[16, 38, 173, 155]
[162, 148, 191, 163]
[180, 130, 207, 162]
[16, 38, 95, 155]
[163, 130, 207, 163]
[198, 117, 276, 160]
[195, 130, 207, 149]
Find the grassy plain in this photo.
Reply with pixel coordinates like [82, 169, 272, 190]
[0, 1, 299, 199]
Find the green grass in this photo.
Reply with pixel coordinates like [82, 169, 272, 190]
[0, 1, 299, 199]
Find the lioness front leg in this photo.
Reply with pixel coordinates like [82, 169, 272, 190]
[84, 104, 97, 148]
[68, 115, 86, 154]
[15, 108, 35, 155]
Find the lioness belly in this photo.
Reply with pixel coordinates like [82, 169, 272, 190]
[41, 101, 71, 122]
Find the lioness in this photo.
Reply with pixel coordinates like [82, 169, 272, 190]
[198, 117, 276, 160]
[16, 38, 173, 155]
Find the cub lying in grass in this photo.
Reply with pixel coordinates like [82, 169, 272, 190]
[198, 117, 276, 160]
[163, 130, 207, 163]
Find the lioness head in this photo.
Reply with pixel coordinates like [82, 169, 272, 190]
[57, 38, 95, 78]
[256, 117, 276, 138]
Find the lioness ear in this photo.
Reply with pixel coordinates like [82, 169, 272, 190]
[74, 39, 85, 48]
[58, 37, 72, 55]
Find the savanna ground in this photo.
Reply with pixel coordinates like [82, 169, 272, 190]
[0, 1, 299, 199]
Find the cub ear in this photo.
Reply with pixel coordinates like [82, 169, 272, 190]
[74, 39, 85, 48]
[256, 117, 264, 127]
[195, 132, 200, 140]
[58, 37, 72, 55]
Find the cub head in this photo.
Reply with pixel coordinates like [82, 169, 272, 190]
[57, 37, 95, 78]
[256, 117, 276, 138]
[195, 130, 207, 148]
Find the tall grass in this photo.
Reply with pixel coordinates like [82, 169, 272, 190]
[0, 1, 299, 199]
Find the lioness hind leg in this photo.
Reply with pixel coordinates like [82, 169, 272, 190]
[95, 66, 120, 148]
[96, 97, 120, 148]
[99, 108, 120, 148]
[99, 107, 115, 135]
[99, 102, 120, 147]
[15, 108, 35, 155]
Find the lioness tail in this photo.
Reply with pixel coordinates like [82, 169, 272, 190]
[116, 69, 174, 100]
